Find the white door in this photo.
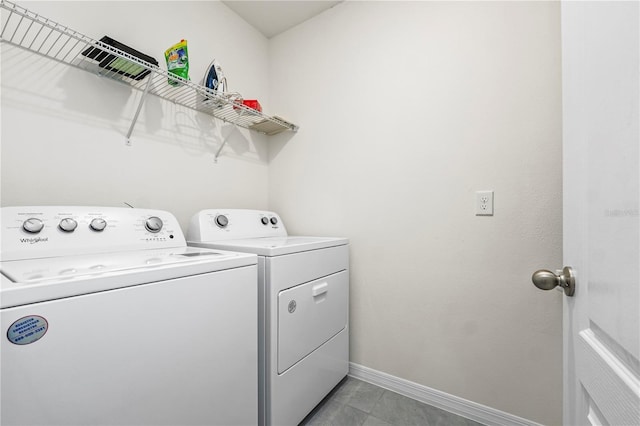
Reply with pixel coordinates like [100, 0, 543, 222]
[560, 1, 640, 425]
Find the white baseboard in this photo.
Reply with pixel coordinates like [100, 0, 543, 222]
[348, 363, 543, 426]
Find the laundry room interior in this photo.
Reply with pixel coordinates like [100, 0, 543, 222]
[1, 1, 636, 426]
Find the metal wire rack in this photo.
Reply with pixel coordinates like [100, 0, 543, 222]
[0, 0, 298, 148]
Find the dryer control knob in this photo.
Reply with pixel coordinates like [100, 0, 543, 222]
[215, 215, 229, 228]
[145, 216, 163, 233]
[23, 218, 44, 234]
[59, 218, 78, 233]
[261, 217, 269, 225]
[270, 217, 278, 225]
[89, 218, 107, 232]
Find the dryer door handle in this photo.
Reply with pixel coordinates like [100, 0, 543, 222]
[312, 282, 329, 297]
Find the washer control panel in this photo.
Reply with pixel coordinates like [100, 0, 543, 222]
[2, 206, 186, 261]
[187, 209, 287, 242]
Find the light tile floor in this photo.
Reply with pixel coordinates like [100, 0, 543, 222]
[300, 377, 485, 426]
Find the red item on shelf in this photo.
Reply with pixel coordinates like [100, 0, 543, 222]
[234, 99, 262, 112]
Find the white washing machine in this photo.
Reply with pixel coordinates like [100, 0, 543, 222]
[187, 209, 349, 426]
[0, 206, 258, 426]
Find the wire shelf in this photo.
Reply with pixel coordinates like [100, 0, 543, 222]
[0, 0, 298, 139]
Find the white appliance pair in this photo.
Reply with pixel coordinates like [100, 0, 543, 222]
[188, 209, 349, 426]
[1, 207, 348, 426]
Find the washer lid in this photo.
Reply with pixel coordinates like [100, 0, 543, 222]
[189, 236, 348, 257]
[0, 246, 257, 308]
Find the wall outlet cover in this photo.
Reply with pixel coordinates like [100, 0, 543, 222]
[475, 191, 494, 216]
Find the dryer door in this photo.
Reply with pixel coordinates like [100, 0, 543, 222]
[277, 270, 348, 374]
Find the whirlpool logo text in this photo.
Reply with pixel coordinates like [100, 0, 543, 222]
[20, 237, 49, 244]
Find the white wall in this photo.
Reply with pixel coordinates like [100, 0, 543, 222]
[1, 1, 271, 230]
[268, 2, 563, 425]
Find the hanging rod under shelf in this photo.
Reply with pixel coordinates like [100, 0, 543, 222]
[0, 0, 298, 140]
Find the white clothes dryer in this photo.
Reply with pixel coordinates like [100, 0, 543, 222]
[1, 206, 258, 426]
[187, 209, 349, 426]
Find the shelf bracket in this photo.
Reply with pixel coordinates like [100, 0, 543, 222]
[125, 73, 154, 146]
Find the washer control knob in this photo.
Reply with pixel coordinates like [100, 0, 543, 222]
[58, 218, 78, 233]
[22, 218, 44, 234]
[215, 215, 229, 228]
[261, 217, 269, 225]
[89, 218, 107, 232]
[270, 217, 278, 225]
[145, 216, 163, 233]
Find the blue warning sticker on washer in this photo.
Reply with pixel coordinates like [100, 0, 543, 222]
[7, 316, 48, 345]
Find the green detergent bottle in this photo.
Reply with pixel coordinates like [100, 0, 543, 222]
[165, 40, 189, 86]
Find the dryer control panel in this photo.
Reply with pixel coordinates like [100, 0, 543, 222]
[187, 209, 287, 242]
[1, 206, 186, 261]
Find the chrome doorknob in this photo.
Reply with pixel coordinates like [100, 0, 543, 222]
[532, 266, 575, 297]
